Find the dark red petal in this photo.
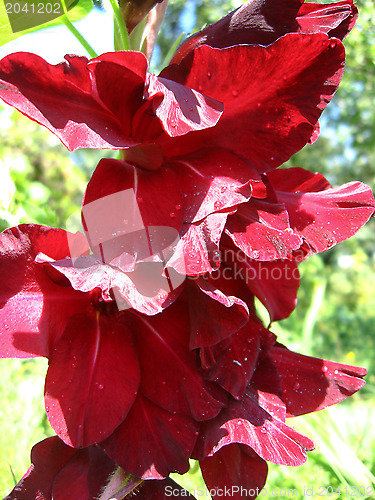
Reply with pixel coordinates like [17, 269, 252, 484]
[4, 437, 116, 500]
[145, 75, 223, 137]
[83, 158, 183, 266]
[52, 446, 116, 500]
[195, 356, 313, 465]
[267, 166, 331, 194]
[0, 225, 90, 358]
[270, 344, 366, 417]
[43, 254, 182, 316]
[87, 51, 148, 137]
[127, 302, 226, 420]
[162, 34, 345, 171]
[0, 53, 140, 150]
[200, 317, 266, 400]
[122, 0, 167, 34]
[268, 168, 375, 256]
[45, 312, 140, 448]
[102, 394, 199, 479]
[186, 277, 248, 350]
[133, 478, 197, 499]
[223, 247, 300, 322]
[4, 436, 76, 500]
[200, 444, 268, 499]
[167, 211, 232, 275]
[225, 199, 302, 261]
[170, 0, 303, 63]
[297, 0, 358, 40]
[171, 0, 356, 64]
[166, 148, 256, 223]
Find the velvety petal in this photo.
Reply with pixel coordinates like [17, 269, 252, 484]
[127, 302, 226, 420]
[121, 0, 167, 34]
[102, 394, 199, 479]
[170, 0, 302, 63]
[167, 211, 233, 275]
[45, 311, 140, 448]
[195, 387, 314, 465]
[171, 0, 356, 64]
[0, 53, 144, 150]
[161, 34, 345, 171]
[134, 478, 197, 499]
[268, 168, 375, 256]
[0, 225, 90, 358]
[200, 317, 268, 400]
[270, 344, 367, 417]
[145, 74, 223, 137]
[185, 276, 248, 350]
[4, 437, 115, 500]
[297, 0, 358, 40]
[40, 254, 182, 316]
[82, 158, 183, 267]
[4, 437, 76, 500]
[200, 444, 268, 499]
[166, 148, 256, 223]
[222, 245, 300, 322]
[52, 446, 116, 500]
[195, 357, 314, 465]
[225, 198, 302, 261]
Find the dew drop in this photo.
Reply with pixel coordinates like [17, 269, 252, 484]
[214, 201, 221, 210]
[175, 204, 182, 210]
[330, 39, 337, 48]
[169, 212, 176, 218]
[334, 369, 339, 375]
[322, 365, 328, 373]
[231, 90, 239, 97]
[207, 71, 212, 79]
[98, 384, 104, 390]
[260, 427, 267, 434]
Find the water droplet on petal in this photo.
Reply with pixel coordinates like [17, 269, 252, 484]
[170, 212, 175, 218]
[330, 39, 337, 48]
[232, 90, 239, 97]
[98, 384, 104, 390]
[207, 71, 212, 79]
[175, 204, 182, 210]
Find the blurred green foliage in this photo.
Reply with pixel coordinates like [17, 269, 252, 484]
[0, 0, 375, 497]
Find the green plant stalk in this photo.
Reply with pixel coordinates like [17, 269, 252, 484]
[99, 468, 143, 500]
[108, 0, 130, 51]
[60, 0, 98, 58]
[302, 279, 327, 354]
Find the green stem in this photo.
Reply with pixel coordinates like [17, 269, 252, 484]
[108, 0, 130, 51]
[99, 468, 143, 500]
[60, 0, 98, 58]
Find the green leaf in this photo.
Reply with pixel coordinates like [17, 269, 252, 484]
[0, 0, 93, 48]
